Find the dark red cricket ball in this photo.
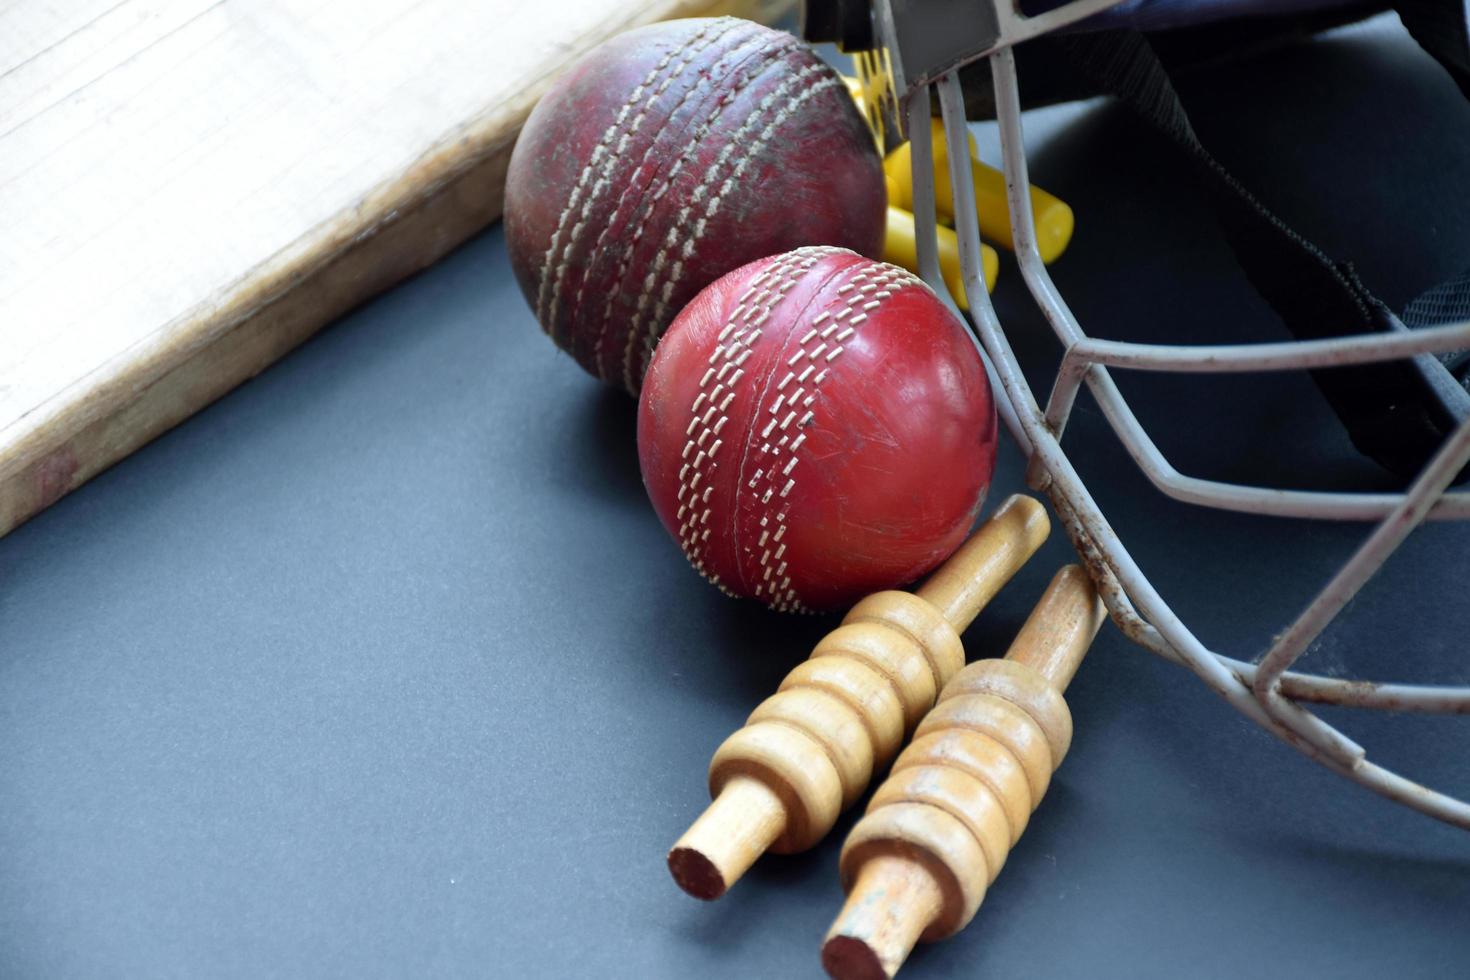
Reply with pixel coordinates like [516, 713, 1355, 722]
[504, 17, 886, 394]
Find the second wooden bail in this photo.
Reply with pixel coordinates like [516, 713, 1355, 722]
[821, 564, 1107, 980]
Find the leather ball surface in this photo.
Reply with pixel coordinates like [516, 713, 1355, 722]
[638, 247, 998, 612]
[504, 17, 886, 395]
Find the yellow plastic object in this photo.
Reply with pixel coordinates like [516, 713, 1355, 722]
[884, 206, 997, 312]
[841, 74, 885, 154]
[887, 118, 1074, 264]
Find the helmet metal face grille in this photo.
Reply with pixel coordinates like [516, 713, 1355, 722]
[868, 0, 1470, 827]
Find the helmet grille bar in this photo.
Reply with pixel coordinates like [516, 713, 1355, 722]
[893, 38, 1470, 829]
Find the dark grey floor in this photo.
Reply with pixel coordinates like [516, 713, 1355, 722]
[3, 16, 1468, 980]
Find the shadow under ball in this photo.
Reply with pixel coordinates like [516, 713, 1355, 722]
[504, 16, 886, 395]
[637, 247, 998, 613]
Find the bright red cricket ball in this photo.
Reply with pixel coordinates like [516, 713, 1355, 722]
[504, 17, 886, 395]
[638, 247, 998, 613]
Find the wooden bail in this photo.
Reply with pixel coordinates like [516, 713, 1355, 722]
[915, 495, 1051, 633]
[1002, 564, 1105, 690]
[821, 565, 1105, 980]
[668, 495, 1051, 901]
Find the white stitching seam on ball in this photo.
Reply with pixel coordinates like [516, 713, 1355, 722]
[672, 248, 841, 594]
[747, 261, 925, 613]
[622, 62, 845, 392]
[672, 248, 802, 591]
[534, 19, 735, 339]
[584, 32, 793, 381]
